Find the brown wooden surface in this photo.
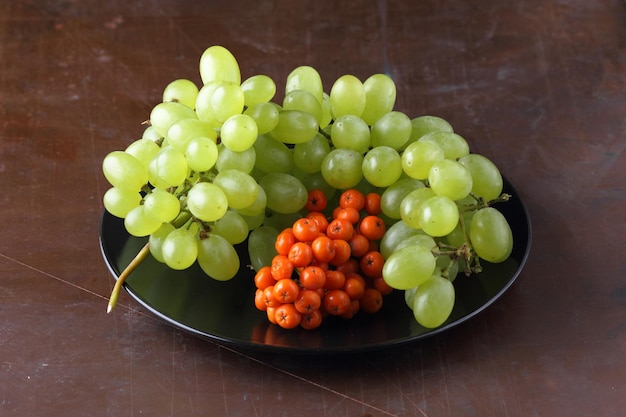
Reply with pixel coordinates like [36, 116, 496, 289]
[1, 1, 625, 416]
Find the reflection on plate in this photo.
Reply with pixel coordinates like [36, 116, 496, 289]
[99, 178, 531, 354]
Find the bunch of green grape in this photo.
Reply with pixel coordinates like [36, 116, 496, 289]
[102, 45, 513, 329]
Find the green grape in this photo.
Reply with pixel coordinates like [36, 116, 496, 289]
[446, 210, 476, 247]
[319, 92, 332, 129]
[330, 115, 371, 153]
[142, 188, 180, 223]
[150, 101, 197, 137]
[285, 65, 324, 104]
[263, 210, 302, 232]
[406, 115, 454, 147]
[253, 134, 294, 173]
[124, 205, 162, 237]
[300, 172, 336, 202]
[199, 45, 241, 85]
[161, 227, 198, 270]
[399, 187, 435, 228]
[241, 74, 276, 107]
[239, 211, 265, 230]
[283, 89, 323, 124]
[269, 110, 319, 144]
[381, 178, 425, 220]
[244, 102, 280, 134]
[412, 274, 455, 328]
[258, 173, 308, 214]
[125, 139, 160, 170]
[149, 147, 188, 188]
[213, 169, 259, 210]
[418, 131, 469, 160]
[458, 154, 504, 201]
[361, 73, 397, 126]
[212, 210, 249, 244]
[293, 133, 331, 174]
[236, 184, 266, 216]
[248, 226, 279, 272]
[162, 78, 199, 109]
[195, 81, 223, 127]
[215, 144, 256, 173]
[185, 137, 219, 172]
[395, 234, 437, 253]
[320, 148, 364, 190]
[210, 82, 245, 125]
[404, 286, 418, 310]
[142, 125, 162, 142]
[167, 118, 217, 153]
[417, 195, 460, 237]
[148, 222, 175, 263]
[370, 111, 412, 150]
[401, 140, 445, 180]
[428, 159, 473, 201]
[103, 187, 141, 218]
[220, 113, 258, 152]
[330, 74, 365, 118]
[187, 182, 229, 222]
[197, 234, 240, 281]
[102, 151, 148, 192]
[469, 207, 513, 263]
[382, 244, 436, 290]
[379, 219, 425, 259]
[362, 146, 402, 188]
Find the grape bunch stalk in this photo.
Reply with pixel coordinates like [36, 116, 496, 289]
[102, 45, 513, 330]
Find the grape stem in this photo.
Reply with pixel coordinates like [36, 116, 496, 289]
[106, 242, 150, 314]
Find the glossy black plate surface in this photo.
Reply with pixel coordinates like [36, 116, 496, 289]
[100, 179, 531, 354]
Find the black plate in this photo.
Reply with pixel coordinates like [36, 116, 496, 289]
[99, 178, 531, 354]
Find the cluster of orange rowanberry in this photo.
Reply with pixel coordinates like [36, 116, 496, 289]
[253, 189, 394, 330]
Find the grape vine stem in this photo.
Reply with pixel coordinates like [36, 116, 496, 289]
[106, 242, 150, 314]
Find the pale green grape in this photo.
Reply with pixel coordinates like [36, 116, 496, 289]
[361, 73, 397, 126]
[412, 274, 455, 328]
[258, 173, 308, 214]
[236, 184, 266, 216]
[220, 113, 258, 152]
[244, 102, 280, 134]
[395, 234, 437, 253]
[469, 207, 513, 263]
[399, 187, 435, 228]
[330, 115, 371, 153]
[103, 187, 141, 218]
[213, 169, 259, 210]
[199, 45, 241, 85]
[187, 182, 229, 222]
[150, 101, 197, 137]
[458, 154, 503, 201]
[428, 159, 473, 201]
[143, 188, 180, 223]
[161, 227, 198, 270]
[330, 74, 365, 118]
[406, 115, 454, 147]
[380, 219, 425, 259]
[285, 65, 324, 104]
[283, 89, 322, 124]
[319, 92, 332, 129]
[241, 74, 276, 107]
[320, 148, 364, 190]
[404, 286, 418, 310]
[418, 131, 469, 160]
[149, 147, 188, 188]
[142, 125, 162, 142]
[124, 205, 162, 237]
[401, 140, 445, 180]
[195, 81, 223, 127]
[370, 111, 412, 150]
[248, 226, 279, 272]
[210, 82, 245, 125]
[253, 134, 294, 173]
[148, 222, 175, 263]
[382, 244, 436, 290]
[293, 133, 331, 174]
[215, 144, 256, 173]
[125, 139, 160, 170]
[417, 195, 460, 237]
[380, 178, 424, 219]
[102, 151, 148, 192]
[167, 118, 217, 153]
[239, 211, 265, 230]
[362, 146, 402, 188]
[211, 210, 249, 244]
[269, 110, 319, 144]
[197, 234, 240, 281]
[162, 78, 199, 109]
[185, 137, 219, 172]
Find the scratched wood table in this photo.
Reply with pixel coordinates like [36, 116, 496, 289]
[1, 1, 625, 416]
